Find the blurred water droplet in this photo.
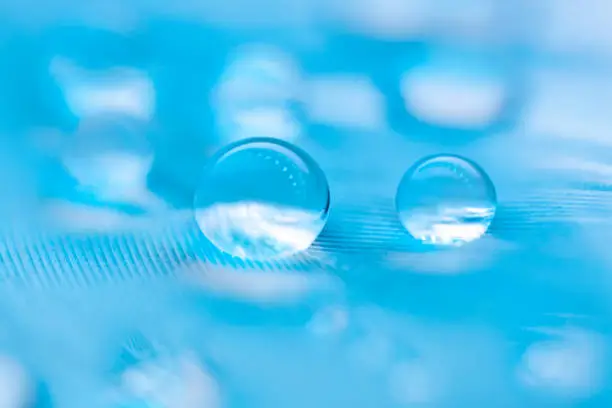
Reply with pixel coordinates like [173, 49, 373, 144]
[194, 137, 329, 260]
[517, 328, 607, 400]
[50, 57, 155, 122]
[213, 44, 302, 144]
[307, 306, 348, 336]
[44, 114, 166, 232]
[396, 154, 496, 246]
[305, 76, 385, 130]
[400, 52, 507, 130]
[389, 361, 436, 405]
[182, 263, 337, 305]
[60, 116, 156, 205]
[116, 354, 220, 408]
[0, 356, 34, 408]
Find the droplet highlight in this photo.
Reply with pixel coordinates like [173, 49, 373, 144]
[395, 154, 496, 246]
[194, 137, 330, 260]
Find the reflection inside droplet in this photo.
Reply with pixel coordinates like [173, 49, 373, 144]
[194, 137, 329, 260]
[213, 44, 302, 144]
[396, 154, 496, 246]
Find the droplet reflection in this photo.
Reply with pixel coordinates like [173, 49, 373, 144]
[396, 154, 496, 246]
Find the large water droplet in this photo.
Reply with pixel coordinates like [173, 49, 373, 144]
[194, 137, 330, 260]
[395, 154, 496, 246]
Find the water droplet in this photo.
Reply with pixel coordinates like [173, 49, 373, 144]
[395, 154, 496, 246]
[194, 137, 330, 260]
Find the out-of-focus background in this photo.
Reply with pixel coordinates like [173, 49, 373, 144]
[0, 0, 611, 407]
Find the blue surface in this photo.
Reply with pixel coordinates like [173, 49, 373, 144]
[0, 2, 611, 407]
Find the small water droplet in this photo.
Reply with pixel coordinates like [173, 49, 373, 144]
[396, 154, 496, 246]
[194, 137, 330, 260]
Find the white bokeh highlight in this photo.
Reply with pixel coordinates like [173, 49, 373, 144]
[0, 356, 34, 408]
[517, 327, 607, 400]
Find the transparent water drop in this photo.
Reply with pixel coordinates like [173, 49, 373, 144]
[194, 137, 330, 260]
[395, 154, 496, 246]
